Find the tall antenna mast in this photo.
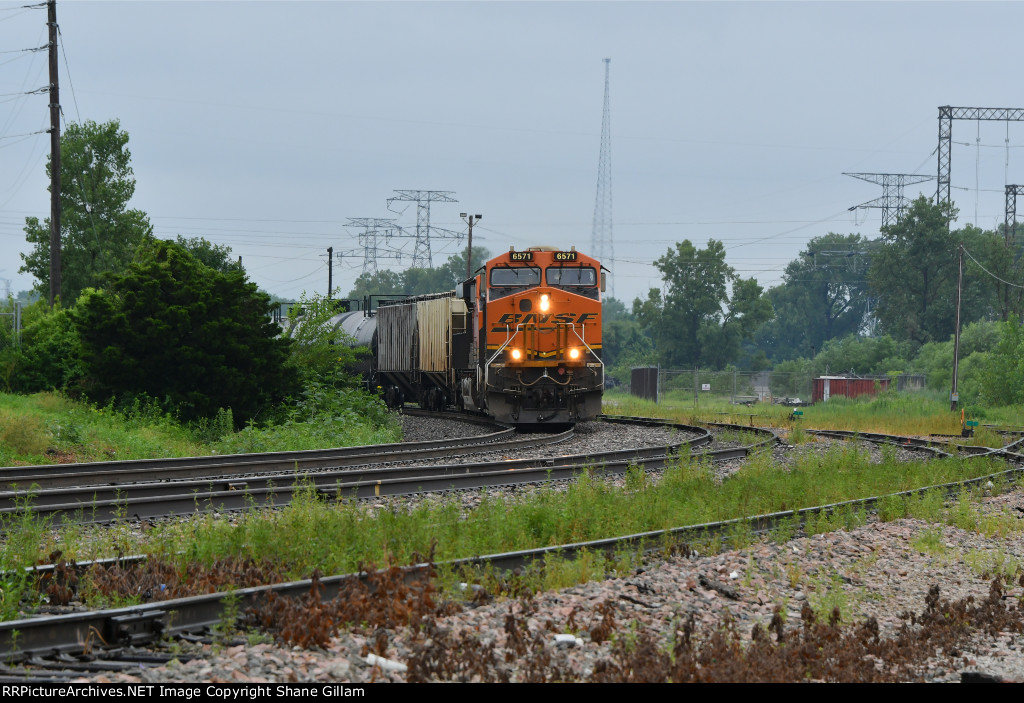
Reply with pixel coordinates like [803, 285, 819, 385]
[591, 58, 614, 298]
[47, 0, 61, 306]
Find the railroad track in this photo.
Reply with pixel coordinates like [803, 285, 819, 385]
[6, 419, 1017, 672]
[0, 415, 723, 524]
[0, 409, 522, 492]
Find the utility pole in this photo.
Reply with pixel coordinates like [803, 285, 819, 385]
[327, 246, 333, 298]
[950, 243, 964, 412]
[460, 213, 482, 279]
[47, 0, 61, 307]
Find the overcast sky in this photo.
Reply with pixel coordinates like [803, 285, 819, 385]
[1, 0, 1022, 304]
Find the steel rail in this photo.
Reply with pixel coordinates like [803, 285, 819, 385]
[0, 426, 573, 493]
[0, 410, 516, 490]
[0, 425, 1017, 662]
[806, 427, 1024, 457]
[0, 419, 720, 524]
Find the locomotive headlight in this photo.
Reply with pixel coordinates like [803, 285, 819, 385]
[539, 294, 550, 312]
[568, 347, 581, 360]
[510, 348, 523, 361]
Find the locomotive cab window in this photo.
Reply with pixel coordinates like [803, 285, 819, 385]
[546, 266, 597, 286]
[546, 266, 599, 298]
[489, 265, 541, 299]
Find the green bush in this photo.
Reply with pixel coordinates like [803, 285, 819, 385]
[73, 240, 299, 427]
[0, 301, 84, 394]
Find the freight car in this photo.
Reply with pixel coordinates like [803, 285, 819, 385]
[329, 247, 605, 425]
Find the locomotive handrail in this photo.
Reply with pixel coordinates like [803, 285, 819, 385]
[484, 322, 604, 393]
[483, 324, 522, 393]
[569, 322, 605, 387]
[484, 324, 520, 367]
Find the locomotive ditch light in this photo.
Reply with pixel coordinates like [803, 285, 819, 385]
[510, 348, 523, 361]
[540, 294, 550, 312]
[568, 347, 581, 360]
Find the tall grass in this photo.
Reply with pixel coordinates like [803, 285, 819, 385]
[0, 392, 208, 466]
[144, 450, 1021, 577]
[0, 390, 402, 467]
[8, 444, 1011, 592]
[605, 388, 1024, 438]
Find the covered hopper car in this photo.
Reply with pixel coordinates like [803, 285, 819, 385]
[329, 247, 605, 425]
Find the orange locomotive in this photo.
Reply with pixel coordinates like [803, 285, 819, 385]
[371, 246, 605, 425]
[464, 246, 604, 424]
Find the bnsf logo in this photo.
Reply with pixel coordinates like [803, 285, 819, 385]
[492, 312, 598, 327]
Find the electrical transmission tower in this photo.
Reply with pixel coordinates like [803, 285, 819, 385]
[386, 190, 460, 268]
[591, 58, 614, 297]
[345, 218, 403, 274]
[1007, 185, 1024, 246]
[936, 106, 1024, 205]
[844, 172, 934, 228]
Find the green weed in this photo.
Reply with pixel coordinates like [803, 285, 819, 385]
[963, 549, 1022, 581]
[809, 572, 851, 623]
[911, 526, 946, 556]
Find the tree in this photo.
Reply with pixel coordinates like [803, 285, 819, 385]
[346, 269, 406, 301]
[344, 247, 492, 301]
[0, 300, 84, 393]
[756, 233, 874, 362]
[602, 297, 633, 323]
[868, 197, 965, 345]
[974, 315, 1024, 407]
[175, 236, 241, 274]
[438, 246, 491, 286]
[963, 224, 1024, 322]
[281, 291, 368, 387]
[634, 239, 771, 369]
[20, 120, 154, 304]
[602, 318, 655, 384]
[73, 240, 298, 425]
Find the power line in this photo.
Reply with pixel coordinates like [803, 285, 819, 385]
[0, 43, 45, 53]
[55, 25, 79, 122]
[962, 246, 1024, 289]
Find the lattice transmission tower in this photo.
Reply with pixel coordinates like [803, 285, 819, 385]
[386, 190, 460, 268]
[844, 172, 934, 228]
[591, 58, 614, 298]
[936, 106, 1024, 205]
[1007, 185, 1024, 246]
[345, 218, 403, 274]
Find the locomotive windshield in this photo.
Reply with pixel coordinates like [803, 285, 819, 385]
[546, 266, 597, 286]
[490, 266, 541, 287]
[547, 266, 599, 299]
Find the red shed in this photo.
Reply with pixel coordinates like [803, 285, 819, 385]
[812, 376, 890, 403]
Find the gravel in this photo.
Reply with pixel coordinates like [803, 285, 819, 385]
[42, 428, 1024, 682]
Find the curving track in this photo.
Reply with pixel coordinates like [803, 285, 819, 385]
[2, 418, 1021, 675]
[0, 415, 733, 524]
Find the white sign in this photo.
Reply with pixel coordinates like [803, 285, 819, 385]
[701, 383, 711, 391]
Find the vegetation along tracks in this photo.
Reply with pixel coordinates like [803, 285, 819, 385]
[1, 421, 1023, 667]
[0, 414, 719, 525]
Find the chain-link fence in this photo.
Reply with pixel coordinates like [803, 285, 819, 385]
[628, 367, 926, 407]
